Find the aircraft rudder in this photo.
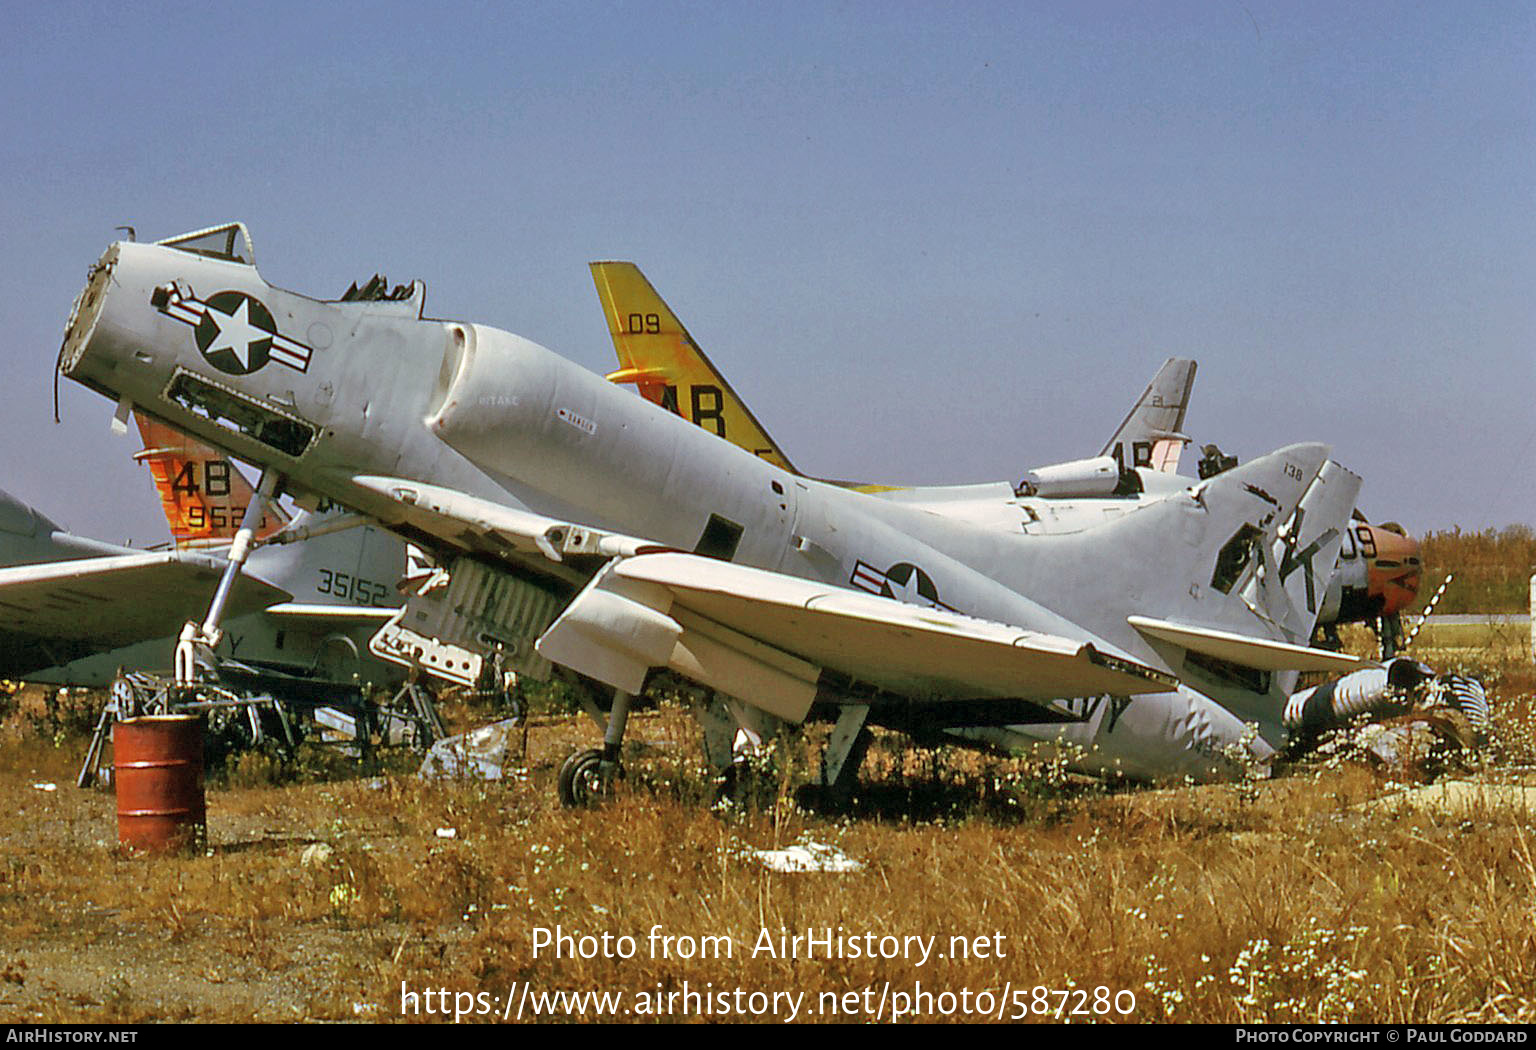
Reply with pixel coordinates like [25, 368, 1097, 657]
[1269, 458, 1362, 640]
[1155, 442, 1331, 639]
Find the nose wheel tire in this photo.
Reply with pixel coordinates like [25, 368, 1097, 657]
[557, 748, 620, 807]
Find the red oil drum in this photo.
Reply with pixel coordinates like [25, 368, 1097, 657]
[114, 715, 206, 853]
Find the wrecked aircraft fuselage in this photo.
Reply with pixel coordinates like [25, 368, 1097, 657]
[57, 225, 1463, 796]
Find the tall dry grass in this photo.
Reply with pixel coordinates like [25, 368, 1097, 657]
[1415, 524, 1536, 615]
[0, 624, 1530, 1023]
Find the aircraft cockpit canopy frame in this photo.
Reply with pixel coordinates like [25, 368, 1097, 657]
[155, 223, 256, 266]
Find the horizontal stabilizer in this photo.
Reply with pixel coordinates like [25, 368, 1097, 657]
[1128, 615, 1371, 672]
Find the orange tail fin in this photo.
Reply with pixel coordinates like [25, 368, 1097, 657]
[133, 414, 291, 548]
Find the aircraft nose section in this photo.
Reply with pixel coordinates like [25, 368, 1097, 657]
[60, 227, 265, 393]
[57, 243, 122, 383]
[1368, 525, 1423, 615]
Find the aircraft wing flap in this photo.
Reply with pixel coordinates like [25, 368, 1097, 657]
[1127, 615, 1371, 672]
[0, 551, 289, 646]
[613, 553, 1175, 702]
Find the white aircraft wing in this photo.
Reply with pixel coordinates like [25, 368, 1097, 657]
[0, 551, 290, 647]
[538, 553, 1176, 723]
[262, 603, 398, 621]
[351, 475, 1175, 724]
[351, 475, 655, 565]
[625, 552, 1172, 694]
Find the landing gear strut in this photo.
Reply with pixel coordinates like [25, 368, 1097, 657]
[815, 703, 871, 810]
[1375, 613, 1405, 659]
[557, 688, 631, 807]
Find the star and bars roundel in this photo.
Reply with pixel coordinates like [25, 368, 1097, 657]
[194, 291, 277, 374]
[153, 284, 313, 375]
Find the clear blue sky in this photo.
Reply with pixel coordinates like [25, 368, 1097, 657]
[2, 1, 1531, 544]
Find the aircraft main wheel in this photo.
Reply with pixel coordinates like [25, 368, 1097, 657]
[557, 748, 612, 807]
[109, 676, 140, 719]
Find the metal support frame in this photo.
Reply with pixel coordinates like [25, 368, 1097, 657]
[176, 470, 280, 682]
[389, 676, 445, 744]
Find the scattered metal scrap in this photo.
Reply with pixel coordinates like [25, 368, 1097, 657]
[1287, 662, 1492, 779]
[76, 666, 444, 788]
[419, 717, 527, 781]
[751, 839, 864, 874]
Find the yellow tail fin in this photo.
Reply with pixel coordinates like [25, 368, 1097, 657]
[590, 261, 797, 473]
[133, 414, 291, 548]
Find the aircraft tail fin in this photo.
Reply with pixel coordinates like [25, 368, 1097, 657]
[132, 413, 291, 549]
[1099, 357, 1196, 473]
[1014, 443, 1335, 660]
[1097, 460, 1365, 678]
[1254, 458, 1361, 645]
[589, 261, 797, 473]
[1134, 441, 1331, 644]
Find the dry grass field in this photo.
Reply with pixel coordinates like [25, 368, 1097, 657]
[0, 626, 1532, 1024]
[1415, 526, 1535, 615]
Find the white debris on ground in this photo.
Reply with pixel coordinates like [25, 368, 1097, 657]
[1353, 708, 1480, 776]
[418, 718, 524, 780]
[1305, 692, 1487, 781]
[300, 842, 335, 867]
[1367, 779, 1536, 820]
[751, 839, 864, 873]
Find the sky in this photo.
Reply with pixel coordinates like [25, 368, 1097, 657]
[1, 1, 1531, 546]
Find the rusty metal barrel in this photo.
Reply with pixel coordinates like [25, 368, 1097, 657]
[114, 715, 206, 853]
